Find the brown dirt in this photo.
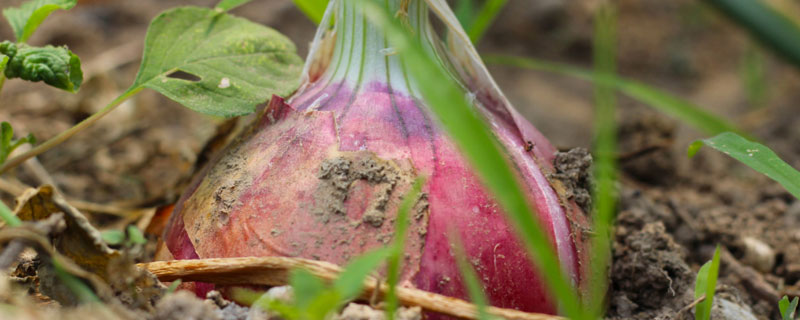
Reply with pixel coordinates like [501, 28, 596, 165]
[2, 0, 800, 319]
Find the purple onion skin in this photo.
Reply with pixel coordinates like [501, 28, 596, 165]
[160, 0, 590, 315]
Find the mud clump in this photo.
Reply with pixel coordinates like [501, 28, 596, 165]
[617, 113, 675, 185]
[314, 152, 404, 227]
[609, 222, 692, 315]
[550, 148, 593, 213]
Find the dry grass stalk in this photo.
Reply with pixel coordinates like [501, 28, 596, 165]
[139, 257, 566, 320]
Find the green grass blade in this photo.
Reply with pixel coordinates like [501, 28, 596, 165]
[289, 269, 326, 310]
[333, 247, 392, 302]
[454, 0, 475, 31]
[693, 246, 721, 320]
[0, 202, 22, 227]
[588, 3, 618, 317]
[740, 43, 768, 109]
[483, 54, 744, 137]
[467, 0, 508, 43]
[361, 1, 583, 318]
[291, 0, 329, 24]
[386, 178, 425, 320]
[706, 0, 800, 70]
[451, 236, 490, 320]
[688, 132, 800, 200]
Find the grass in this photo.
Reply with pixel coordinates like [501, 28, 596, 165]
[587, 3, 618, 317]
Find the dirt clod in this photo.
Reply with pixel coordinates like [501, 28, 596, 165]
[550, 148, 593, 213]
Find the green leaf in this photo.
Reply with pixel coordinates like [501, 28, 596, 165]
[588, 4, 618, 317]
[289, 269, 326, 310]
[740, 43, 768, 109]
[291, 0, 328, 24]
[126, 225, 147, 245]
[361, 1, 584, 319]
[688, 132, 800, 200]
[100, 230, 125, 246]
[694, 246, 721, 320]
[0, 201, 22, 227]
[333, 247, 391, 302]
[452, 238, 490, 320]
[166, 279, 182, 294]
[483, 54, 745, 137]
[0, 41, 83, 92]
[467, 0, 507, 43]
[0, 121, 36, 166]
[2, 0, 77, 43]
[215, 0, 253, 12]
[386, 178, 425, 320]
[0, 54, 8, 73]
[706, 0, 800, 70]
[131, 7, 303, 117]
[781, 296, 800, 320]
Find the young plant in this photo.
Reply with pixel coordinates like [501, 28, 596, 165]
[161, 0, 590, 317]
[780, 295, 799, 320]
[689, 132, 800, 200]
[694, 246, 721, 320]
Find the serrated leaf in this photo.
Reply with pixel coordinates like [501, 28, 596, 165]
[0, 41, 83, 92]
[689, 132, 800, 200]
[216, 0, 253, 11]
[131, 7, 303, 117]
[2, 0, 77, 43]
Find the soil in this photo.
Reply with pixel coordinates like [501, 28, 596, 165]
[1, 0, 800, 319]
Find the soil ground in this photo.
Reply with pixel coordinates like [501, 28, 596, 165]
[1, 0, 800, 319]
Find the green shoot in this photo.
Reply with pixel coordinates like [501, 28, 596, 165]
[451, 236, 490, 320]
[780, 295, 799, 320]
[0, 201, 22, 227]
[588, 3, 618, 317]
[694, 245, 721, 320]
[386, 178, 425, 320]
[165, 279, 182, 294]
[484, 54, 744, 137]
[688, 132, 800, 200]
[740, 43, 768, 109]
[2, 0, 77, 43]
[52, 259, 100, 304]
[706, 0, 800, 70]
[467, 0, 508, 43]
[100, 230, 125, 246]
[361, 1, 584, 318]
[0, 121, 36, 166]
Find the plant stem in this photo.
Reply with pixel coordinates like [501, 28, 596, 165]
[0, 87, 143, 175]
[0, 75, 6, 95]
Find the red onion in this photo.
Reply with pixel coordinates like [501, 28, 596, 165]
[159, 0, 589, 315]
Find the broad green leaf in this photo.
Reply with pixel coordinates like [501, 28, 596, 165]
[588, 4, 618, 317]
[289, 269, 326, 310]
[386, 178, 425, 320]
[131, 7, 303, 117]
[694, 246, 721, 320]
[361, 1, 584, 319]
[291, 0, 328, 24]
[215, 0, 254, 11]
[333, 247, 391, 302]
[706, 0, 800, 70]
[100, 230, 125, 246]
[688, 132, 800, 200]
[483, 54, 744, 137]
[781, 296, 800, 320]
[0, 41, 83, 92]
[2, 0, 77, 43]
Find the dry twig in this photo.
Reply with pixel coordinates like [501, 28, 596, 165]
[140, 257, 565, 320]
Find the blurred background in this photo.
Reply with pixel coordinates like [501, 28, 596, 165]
[2, 0, 800, 318]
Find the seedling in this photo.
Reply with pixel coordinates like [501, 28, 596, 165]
[780, 295, 799, 320]
[694, 246, 721, 320]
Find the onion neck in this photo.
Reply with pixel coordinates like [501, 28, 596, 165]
[318, 0, 451, 95]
